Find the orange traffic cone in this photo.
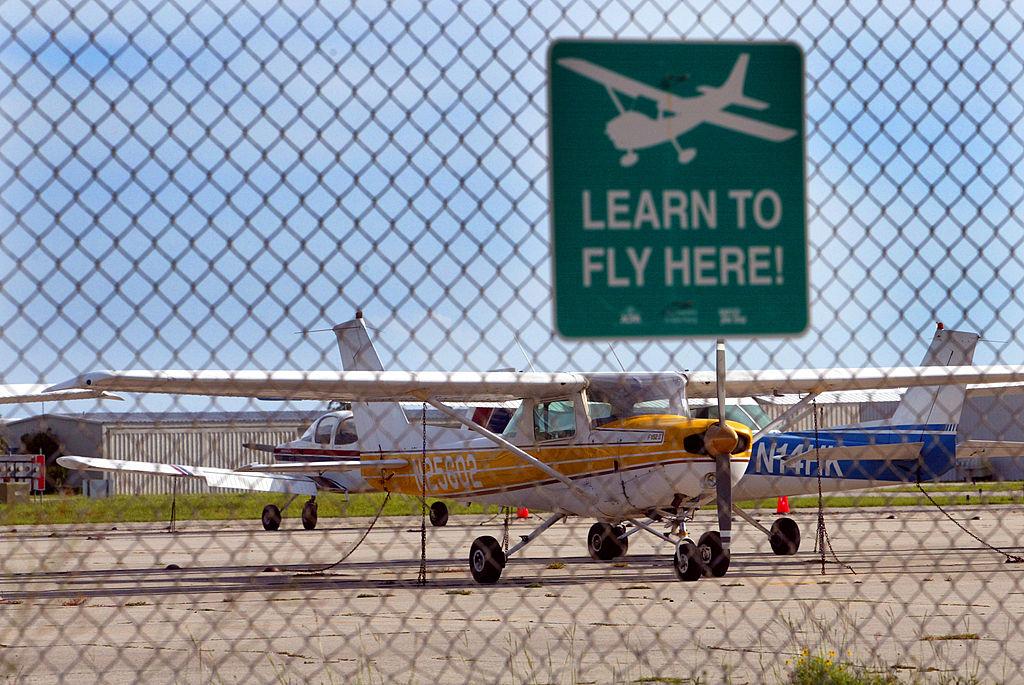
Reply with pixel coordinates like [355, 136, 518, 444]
[516, 507, 530, 519]
[776, 496, 790, 514]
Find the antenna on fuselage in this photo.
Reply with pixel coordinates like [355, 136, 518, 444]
[514, 336, 536, 373]
[607, 345, 626, 372]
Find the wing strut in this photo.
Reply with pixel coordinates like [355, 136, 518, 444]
[605, 86, 626, 114]
[751, 392, 821, 442]
[423, 397, 598, 507]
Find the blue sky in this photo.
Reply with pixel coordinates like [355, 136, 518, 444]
[1, 0, 1022, 414]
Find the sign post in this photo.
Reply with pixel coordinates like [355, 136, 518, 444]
[548, 41, 807, 338]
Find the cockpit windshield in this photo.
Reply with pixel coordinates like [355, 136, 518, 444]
[691, 402, 771, 430]
[586, 373, 687, 427]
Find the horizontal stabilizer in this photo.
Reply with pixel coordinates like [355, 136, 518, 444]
[733, 95, 769, 110]
[234, 459, 408, 474]
[57, 456, 317, 495]
[780, 441, 924, 467]
[956, 440, 1024, 460]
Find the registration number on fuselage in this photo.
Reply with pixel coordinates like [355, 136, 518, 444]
[751, 440, 844, 478]
[418, 453, 485, 492]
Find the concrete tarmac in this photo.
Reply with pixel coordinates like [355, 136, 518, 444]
[2, 506, 1023, 684]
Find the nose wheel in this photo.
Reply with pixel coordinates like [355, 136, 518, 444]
[697, 530, 729, 577]
[674, 539, 703, 581]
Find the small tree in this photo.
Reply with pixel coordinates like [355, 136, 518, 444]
[20, 431, 63, 492]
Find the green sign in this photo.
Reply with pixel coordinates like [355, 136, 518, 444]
[548, 41, 807, 338]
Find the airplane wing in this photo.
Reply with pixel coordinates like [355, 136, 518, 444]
[688, 365, 1024, 399]
[757, 382, 1024, 407]
[57, 455, 318, 495]
[557, 58, 689, 111]
[0, 384, 120, 405]
[234, 459, 408, 473]
[46, 370, 587, 402]
[46, 365, 1024, 403]
[703, 109, 796, 142]
[964, 382, 1024, 397]
[779, 442, 924, 467]
[956, 440, 1024, 460]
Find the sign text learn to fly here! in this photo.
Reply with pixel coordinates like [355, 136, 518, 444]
[548, 41, 807, 338]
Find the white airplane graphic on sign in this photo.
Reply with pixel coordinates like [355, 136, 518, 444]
[558, 53, 797, 167]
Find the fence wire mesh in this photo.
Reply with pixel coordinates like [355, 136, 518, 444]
[2, 0, 1024, 683]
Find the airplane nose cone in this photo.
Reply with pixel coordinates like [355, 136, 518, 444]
[703, 423, 739, 457]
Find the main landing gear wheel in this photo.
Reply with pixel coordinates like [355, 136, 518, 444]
[674, 539, 703, 582]
[587, 522, 628, 561]
[469, 536, 506, 584]
[261, 504, 282, 531]
[769, 517, 801, 555]
[301, 499, 318, 530]
[429, 501, 449, 527]
[697, 531, 730, 578]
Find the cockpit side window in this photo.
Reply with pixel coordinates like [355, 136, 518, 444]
[334, 418, 358, 445]
[502, 402, 527, 440]
[534, 399, 576, 441]
[314, 416, 338, 445]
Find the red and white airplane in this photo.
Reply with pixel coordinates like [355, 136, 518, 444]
[55, 316, 486, 531]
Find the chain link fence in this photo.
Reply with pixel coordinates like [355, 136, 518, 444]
[2, 0, 1024, 682]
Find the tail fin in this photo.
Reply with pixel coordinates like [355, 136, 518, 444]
[888, 326, 979, 427]
[333, 313, 415, 451]
[701, 53, 769, 110]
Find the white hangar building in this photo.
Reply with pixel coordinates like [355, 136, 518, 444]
[4, 410, 321, 495]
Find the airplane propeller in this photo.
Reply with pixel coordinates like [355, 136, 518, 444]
[701, 338, 737, 574]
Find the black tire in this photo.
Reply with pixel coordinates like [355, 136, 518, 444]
[611, 525, 629, 557]
[674, 540, 702, 582]
[769, 517, 800, 555]
[697, 531, 730, 577]
[587, 522, 626, 561]
[469, 536, 505, 584]
[301, 500, 318, 530]
[261, 504, 282, 531]
[429, 501, 449, 527]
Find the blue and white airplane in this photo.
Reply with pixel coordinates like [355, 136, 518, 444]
[699, 325, 1021, 557]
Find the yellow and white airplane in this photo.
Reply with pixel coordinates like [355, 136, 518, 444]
[49, 314, 1024, 583]
[557, 53, 796, 167]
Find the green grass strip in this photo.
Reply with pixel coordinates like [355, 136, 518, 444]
[1, 483, 1021, 526]
[0, 492, 499, 526]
